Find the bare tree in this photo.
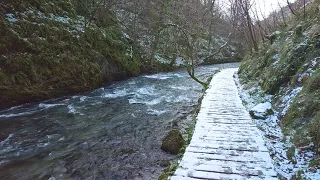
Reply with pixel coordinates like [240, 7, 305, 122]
[239, 0, 258, 51]
[278, 1, 288, 26]
[107, 0, 235, 85]
[287, 0, 298, 16]
[227, 0, 258, 52]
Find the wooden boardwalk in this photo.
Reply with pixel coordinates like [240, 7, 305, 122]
[170, 69, 277, 180]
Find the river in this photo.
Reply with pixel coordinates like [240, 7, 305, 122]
[0, 63, 239, 180]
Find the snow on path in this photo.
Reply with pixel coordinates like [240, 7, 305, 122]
[170, 69, 277, 180]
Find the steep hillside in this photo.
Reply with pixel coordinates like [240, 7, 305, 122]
[0, 0, 142, 109]
[0, 0, 242, 110]
[238, 1, 319, 179]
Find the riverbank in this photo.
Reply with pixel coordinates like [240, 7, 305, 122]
[0, 62, 236, 111]
[158, 68, 222, 180]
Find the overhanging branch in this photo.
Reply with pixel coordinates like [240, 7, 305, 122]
[203, 33, 232, 61]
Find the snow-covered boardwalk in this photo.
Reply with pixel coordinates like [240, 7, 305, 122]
[171, 69, 277, 180]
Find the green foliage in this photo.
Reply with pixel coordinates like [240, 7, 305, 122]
[309, 159, 320, 168]
[309, 112, 320, 153]
[306, 70, 320, 92]
[201, 76, 213, 91]
[0, 1, 144, 109]
[286, 146, 296, 160]
[293, 170, 305, 180]
[2, 0, 75, 17]
[178, 121, 196, 157]
[158, 163, 179, 180]
[282, 73, 320, 148]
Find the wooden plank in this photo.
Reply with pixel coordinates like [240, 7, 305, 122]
[194, 125, 259, 132]
[174, 167, 277, 179]
[180, 158, 274, 170]
[174, 170, 278, 180]
[181, 151, 272, 163]
[170, 176, 202, 180]
[193, 164, 277, 177]
[190, 137, 266, 144]
[199, 121, 255, 125]
[184, 148, 273, 164]
[192, 130, 262, 138]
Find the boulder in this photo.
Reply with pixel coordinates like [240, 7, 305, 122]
[249, 102, 274, 120]
[161, 129, 185, 154]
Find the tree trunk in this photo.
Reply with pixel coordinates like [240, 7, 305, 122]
[242, 1, 258, 52]
[150, 32, 160, 66]
[208, 0, 216, 48]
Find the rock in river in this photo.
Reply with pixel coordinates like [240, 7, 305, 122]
[161, 129, 185, 154]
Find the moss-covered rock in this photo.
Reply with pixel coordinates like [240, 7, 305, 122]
[286, 146, 296, 161]
[249, 102, 274, 120]
[161, 129, 185, 155]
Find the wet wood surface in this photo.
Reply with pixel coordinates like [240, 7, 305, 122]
[171, 69, 277, 180]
